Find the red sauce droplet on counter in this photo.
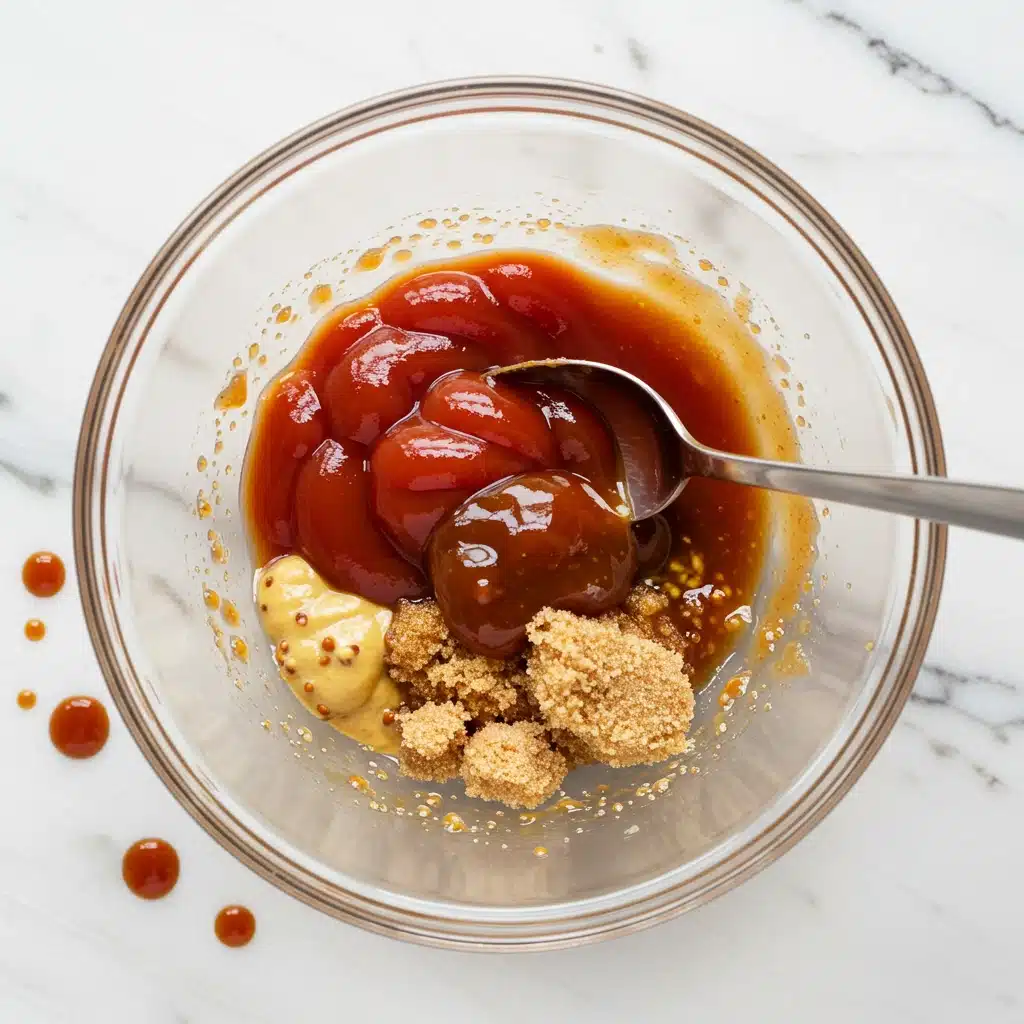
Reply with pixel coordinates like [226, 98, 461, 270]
[24, 618, 46, 641]
[122, 838, 180, 900]
[17, 689, 37, 710]
[49, 696, 109, 758]
[22, 551, 66, 597]
[215, 905, 256, 947]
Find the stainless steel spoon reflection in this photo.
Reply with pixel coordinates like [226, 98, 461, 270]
[490, 358, 1024, 539]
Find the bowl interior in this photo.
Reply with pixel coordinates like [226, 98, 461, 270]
[78, 83, 943, 946]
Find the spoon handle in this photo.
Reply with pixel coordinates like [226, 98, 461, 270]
[700, 450, 1024, 539]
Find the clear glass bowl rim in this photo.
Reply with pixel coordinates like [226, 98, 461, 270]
[73, 76, 947, 950]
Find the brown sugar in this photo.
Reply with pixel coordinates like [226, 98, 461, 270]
[461, 722, 567, 809]
[385, 600, 454, 685]
[387, 595, 695, 802]
[623, 583, 669, 618]
[397, 701, 470, 782]
[526, 608, 695, 768]
[422, 651, 524, 722]
[385, 599, 526, 721]
[602, 583, 688, 657]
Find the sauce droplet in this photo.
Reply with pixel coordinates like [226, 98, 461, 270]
[229, 636, 249, 662]
[215, 370, 248, 411]
[221, 600, 240, 627]
[22, 551, 66, 597]
[49, 696, 109, 758]
[355, 247, 385, 272]
[24, 618, 46, 641]
[208, 530, 227, 564]
[214, 905, 256, 947]
[122, 838, 180, 899]
[309, 283, 332, 307]
[16, 689, 36, 710]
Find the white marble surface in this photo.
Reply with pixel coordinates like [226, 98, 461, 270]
[1, 0, 1023, 1020]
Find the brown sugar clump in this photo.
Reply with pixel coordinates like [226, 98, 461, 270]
[624, 583, 669, 618]
[385, 600, 454, 686]
[385, 599, 526, 722]
[526, 608, 694, 768]
[602, 583, 688, 657]
[461, 722, 567, 809]
[397, 701, 470, 782]
[388, 596, 694, 803]
[424, 651, 523, 722]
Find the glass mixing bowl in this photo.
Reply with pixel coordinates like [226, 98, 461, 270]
[74, 78, 946, 950]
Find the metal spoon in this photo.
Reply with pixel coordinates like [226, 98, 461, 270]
[490, 358, 1024, 539]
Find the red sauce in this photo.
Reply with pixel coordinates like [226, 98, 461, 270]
[214, 905, 256, 947]
[49, 696, 109, 759]
[22, 551, 66, 598]
[244, 252, 769, 677]
[24, 618, 46, 641]
[122, 838, 180, 899]
[17, 689, 36, 710]
[371, 370, 621, 563]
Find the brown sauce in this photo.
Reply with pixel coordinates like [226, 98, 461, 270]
[24, 618, 46, 642]
[49, 696, 109, 759]
[22, 551, 66, 598]
[122, 838, 180, 900]
[214, 905, 256, 947]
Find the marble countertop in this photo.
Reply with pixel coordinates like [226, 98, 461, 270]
[2, 0, 1022, 1020]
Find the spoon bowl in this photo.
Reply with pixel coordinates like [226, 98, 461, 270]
[490, 358, 689, 520]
